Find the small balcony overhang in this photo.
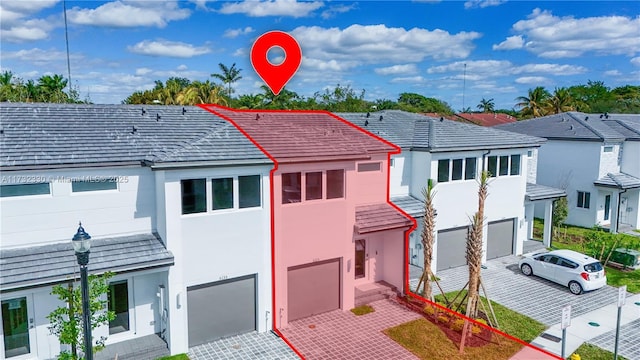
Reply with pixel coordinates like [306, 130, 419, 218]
[355, 203, 414, 234]
[594, 172, 640, 190]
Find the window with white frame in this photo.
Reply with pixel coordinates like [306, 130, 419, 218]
[283, 169, 344, 204]
[72, 179, 118, 192]
[181, 179, 206, 214]
[487, 154, 521, 177]
[357, 162, 381, 172]
[181, 175, 262, 215]
[577, 191, 590, 209]
[603, 146, 613, 153]
[108, 280, 130, 334]
[0, 182, 51, 198]
[437, 158, 477, 182]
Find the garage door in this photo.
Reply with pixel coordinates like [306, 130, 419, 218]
[288, 258, 340, 321]
[187, 275, 256, 347]
[487, 219, 515, 260]
[437, 227, 468, 271]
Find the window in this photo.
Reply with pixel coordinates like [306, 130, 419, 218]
[437, 159, 449, 183]
[559, 259, 578, 269]
[527, 150, 533, 158]
[72, 179, 118, 192]
[108, 281, 129, 335]
[0, 183, 50, 198]
[239, 175, 261, 208]
[212, 178, 233, 210]
[499, 156, 509, 176]
[181, 179, 206, 214]
[465, 158, 477, 180]
[305, 172, 323, 200]
[327, 169, 344, 199]
[358, 162, 381, 172]
[451, 159, 463, 181]
[577, 191, 590, 209]
[603, 146, 613, 153]
[584, 262, 603, 272]
[282, 172, 301, 203]
[390, 158, 395, 167]
[510, 155, 521, 176]
[487, 156, 497, 178]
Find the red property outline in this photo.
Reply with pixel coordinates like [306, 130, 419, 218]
[198, 104, 560, 360]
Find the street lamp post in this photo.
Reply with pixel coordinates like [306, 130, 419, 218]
[72, 222, 93, 360]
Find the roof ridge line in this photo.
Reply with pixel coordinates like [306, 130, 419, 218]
[609, 119, 640, 137]
[427, 117, 435, 150]
[569, 112, 607, 140]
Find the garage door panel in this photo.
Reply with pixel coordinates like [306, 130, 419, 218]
[187, 275, 256, 347]
[487, 219, 515, 260]
[437, 227, 468, 271]
[288, 259, 340, 321]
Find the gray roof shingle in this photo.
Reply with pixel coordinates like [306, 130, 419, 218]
[0, 103, 269, 168]
[594, 173, 640, 189]
[525, 183, 567, 201]
[0, 233, 173, 291]
[355, 203, 414, 234]
[336, 110, 545, 152]
[391, 195, 425, 217]
[495, 112, 627, 142]
[603, 115, 640, 141]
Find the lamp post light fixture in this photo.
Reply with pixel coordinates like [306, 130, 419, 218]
[72, 222, 93, 360]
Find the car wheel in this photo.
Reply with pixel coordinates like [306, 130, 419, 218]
[569, 281, 583, 295]
[521, 264, 533, 276]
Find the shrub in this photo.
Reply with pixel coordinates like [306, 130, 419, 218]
[437, 314, 450, 323]
[450, 319, 465, 332]
[471, 325, 482, 334]
[423, 305, 435, 316]
[475, 318, 488, 326]
[570, 353, 581, 360]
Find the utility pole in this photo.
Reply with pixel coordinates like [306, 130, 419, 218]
[462, 63, 467, 112]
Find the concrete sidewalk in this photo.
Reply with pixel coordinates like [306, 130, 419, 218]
[527, 293, 640, 358]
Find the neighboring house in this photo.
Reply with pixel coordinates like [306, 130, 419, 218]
[337, 110, 563, 273]
[456, 112, 517, 127]
[0, 103, 273, 358]
[496, 112, 640, 233]
[202, 105, 414, 329]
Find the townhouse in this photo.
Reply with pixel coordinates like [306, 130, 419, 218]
[497, 112, 640, 234]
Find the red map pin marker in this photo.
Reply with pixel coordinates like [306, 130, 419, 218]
[251, 31, 302, 96]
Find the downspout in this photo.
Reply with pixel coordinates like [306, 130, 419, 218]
[481, 150, 491, 173]
[615, 188, 628, 234]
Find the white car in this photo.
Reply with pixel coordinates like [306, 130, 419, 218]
[518, 249, 607, 295]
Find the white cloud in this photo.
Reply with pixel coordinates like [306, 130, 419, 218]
[390, 76, 426, 84]
[492, 35, 524, 50]
[67, 1, 190, 28]
[631, 57, 640, 67]
[218, 0, 323, 18]
[0, 1, 59, 43]
[427, 60, 586, 78]
[233, 48, 247, 57]
[1, 48, 84, 66]
[515, 76, 548, 84]
[223, 26, 254, 38]
[502, 8, 640, 58]
[189, 0, 215, 10]
[135, 67, 153, 75]
[301, 58, 359, 72]
[604, 70, 621, 76]
[513, 63, 587, 75]
[464, 0, 506, 9]
[127, 40, 211, 58]
[374, 64, 418, 76]
[321, 4, 355, 19]
[291, 24, 481, 65]
[177, 64, 188, 71]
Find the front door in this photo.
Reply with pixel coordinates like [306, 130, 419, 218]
[604, 195, 611, 221]
[620, 197, 629, 224]
[355, 240, 366, 279]
[2, 296, 36, 359]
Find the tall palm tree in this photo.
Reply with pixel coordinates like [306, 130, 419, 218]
[515, 86, 550, 118]
[465, 170, 489, 319]
[176, 81, 228, 106]
[476, 98, 495, 113]
[416, 179, 437, 300]
[211, 63, 242, 97]
[37, 74, 68, 103]
[545, 87, 574, 114]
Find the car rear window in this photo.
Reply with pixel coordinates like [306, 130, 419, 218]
[584, 262, 603, 272]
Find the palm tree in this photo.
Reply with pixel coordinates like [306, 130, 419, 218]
[476, 98, 495, 113]
[37, 74, 68, 103]
[236, 94, 265, 109]
[176, 81, 228, 106]
[515, 86, 551, 118]
[545, 87, 574, 114]
[465, 170, 489, 319]
[211, 63, 242, 97]
[416, 179, 437, 300]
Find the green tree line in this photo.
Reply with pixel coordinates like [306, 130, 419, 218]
[0, 71, 87, 104]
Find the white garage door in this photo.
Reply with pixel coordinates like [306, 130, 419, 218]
[437, 227, 468, 271]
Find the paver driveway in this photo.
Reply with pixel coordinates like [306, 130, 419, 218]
[279, 299, 421, 360]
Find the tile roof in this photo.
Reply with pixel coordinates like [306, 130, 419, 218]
[525, 183, 567, 201]
[456, 113, 517, 127]
[0, 103, 269, 168]
[0, 233, 173, 291]
[201, 105, 396, 162]
[391, 195, 425, 217]
[602, 115, 640, 141]
[495, 112, 626, 142]
[355, 203, 414, 234]
[336, 110, 545, 152]
[594, 173, 640, 190]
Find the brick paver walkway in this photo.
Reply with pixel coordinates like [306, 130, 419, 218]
[588, 318, 640, 360]
[189, 331, 299, 360]
[279, 299, 421, 359]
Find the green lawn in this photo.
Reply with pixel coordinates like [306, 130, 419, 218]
[434, 290, 546, 343]
[533, 218, 640, 293]
[568, 343, 628, 360]
[156, 354, 189, 360]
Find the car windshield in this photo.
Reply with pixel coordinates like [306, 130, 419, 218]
[584, 262, 603, 272]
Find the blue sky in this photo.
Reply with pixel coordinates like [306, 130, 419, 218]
[1, 0, 639, 110]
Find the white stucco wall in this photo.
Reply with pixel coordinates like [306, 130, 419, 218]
[389, 153, 412, 197]
[526, 149, 538, 183]
[160, 164, 272, 354]
[621, 141, 640, 178]
[598, 143, 622, 178]
[1, 166, 155, 248]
